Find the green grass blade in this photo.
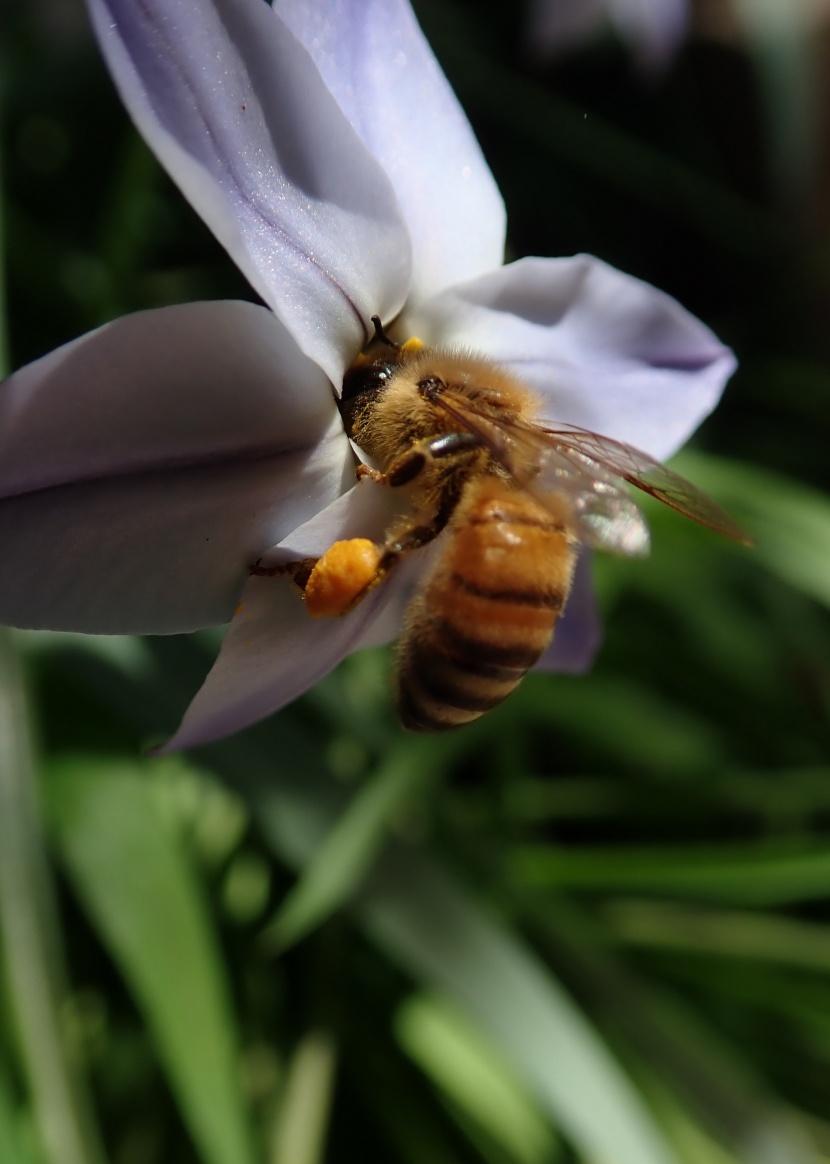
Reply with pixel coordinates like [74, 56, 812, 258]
[607, 901, 830, 972]
[0, 635, 107, 1164]
[396, 993, 558, 1164]
[43, 757, 255, 1164]
[672, 453, 830, 609]
[263, 736, 456, 951]
[226, 737, 679, 1164]
[268, 1030, 337, 1164]
[507, 838, 830, 904]
[0, 1055, 38, 1164]
[361, 848, 680, 1164]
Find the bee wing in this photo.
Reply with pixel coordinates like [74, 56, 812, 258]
[524, 440, 652, 555]
[535, 423, 752, 545]
[432, 392, 751, 552]
[433, 390, 649, 554]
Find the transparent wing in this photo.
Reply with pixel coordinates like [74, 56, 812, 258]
[430, 391, 751, 554]
[537, 422, 752, 544]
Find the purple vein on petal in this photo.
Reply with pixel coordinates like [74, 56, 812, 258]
[499, 353, 729, 374]
[101, 0, 371, 343]
[0, 437, 340, 505]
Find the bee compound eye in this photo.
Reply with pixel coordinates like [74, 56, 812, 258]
[340, 361, 393, 403]
[417, 376, 445, 397]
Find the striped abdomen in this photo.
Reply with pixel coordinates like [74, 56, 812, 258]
[396, 479, 577, 732]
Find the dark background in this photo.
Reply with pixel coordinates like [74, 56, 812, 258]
[2, 1, 830, 1162]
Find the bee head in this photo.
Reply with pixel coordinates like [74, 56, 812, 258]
[337, 353, 400, 437]
[338, 317, 425, 438]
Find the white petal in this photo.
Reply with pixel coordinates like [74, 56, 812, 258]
[162, 477, 429, 749]
[163, 487, 603, 747]
[162, 562, 402, 752]
[1, 301, 335, 494]
[0, 440, 350, 634]
[534, 553, 602, 673]
[0, 302, 353, 632]
[274, 0, 505, 302]
[406, 255, 736, 460]
[88, 0, 412, 382]
[260, 480, 424, 646]
[255, 480, 402, 569]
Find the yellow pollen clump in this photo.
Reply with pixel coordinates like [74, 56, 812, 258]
[401, 336, 424, 354]
[304, 539, 382, 617]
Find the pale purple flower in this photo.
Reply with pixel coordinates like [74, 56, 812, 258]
[527, 0, 689, 70]
[0, 0, 733, 749]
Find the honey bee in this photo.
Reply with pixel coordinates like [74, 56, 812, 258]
[257, 317, 749, 732]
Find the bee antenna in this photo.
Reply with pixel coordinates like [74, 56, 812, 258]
[371, 315, 398, 348]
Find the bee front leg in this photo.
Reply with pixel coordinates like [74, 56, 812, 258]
[357, 431, 481, 488]
[259, 434, 481, 619]
[250, 557, 316, 582]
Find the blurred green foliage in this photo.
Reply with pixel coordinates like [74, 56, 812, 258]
[3, 0, 830, 1161]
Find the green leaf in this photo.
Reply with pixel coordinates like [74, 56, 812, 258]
[0, 631, 107, 1164]
[532, 898, 816, 1164]
[42, 757, 255, 1164]
[517, 676, 724, 775]
[396, 993, 557, 1164]
[263, 736, 456, 951]
[226, 743, 680, 1164]
[0, 1056, 36, 1164]
[269, 1029, 337, 1164]
[361, 849, 680, 1164]
[640, 1063, 751, 1164]
[606, 901, 830, 972]
[508, 838, 830, 904]
[672, 453, 830, 610]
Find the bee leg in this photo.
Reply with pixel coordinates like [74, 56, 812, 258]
[247, 514, 445, 616]
[357, 431, 482, 488]
[309, 522, 435, 618]
[377, 522, 442, 569]
[270, 434, 481, 617]
[302, 540, 386, 617]
[250, 556, 318, 594]
[253, 549, 374, 616]
[355, 464, 385, 484]
[249, 558, 280, 577]
[303, 509, 455, 619]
